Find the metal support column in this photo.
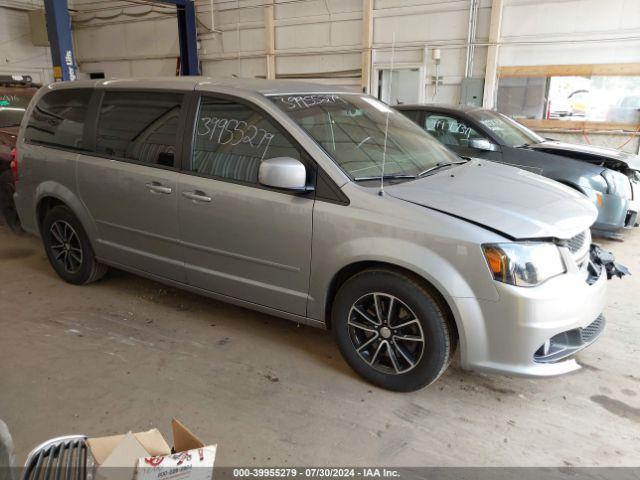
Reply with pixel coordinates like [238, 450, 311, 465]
[264, 0, 276, 80]
[483, 0, 504, 108]
[173, 0, 200, 75]
[43, 0, 77, 81]
[44, 0, 200, 80]
[361, 0, 373, 94]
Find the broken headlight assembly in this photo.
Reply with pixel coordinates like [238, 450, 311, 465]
[482, 242, 566, 287]
[602, 169, 632, 199]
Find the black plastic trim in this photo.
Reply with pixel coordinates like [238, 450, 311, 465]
[315, 168, 350, 205]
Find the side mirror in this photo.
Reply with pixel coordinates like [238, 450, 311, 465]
[469, 138, 498, 152]
[259, 157, 308, 191]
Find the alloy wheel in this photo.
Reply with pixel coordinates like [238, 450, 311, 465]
[347, 292, 425, 374]
[49, 220, 83, 274]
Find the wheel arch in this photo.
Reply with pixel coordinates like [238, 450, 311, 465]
[36, 196, 66, 230]
[34, 182, 98, 242]
[324, 260, 460, 346]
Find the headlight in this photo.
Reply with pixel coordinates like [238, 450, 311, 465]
[482, 242, 566, 287]
[602, 170, 632, 199]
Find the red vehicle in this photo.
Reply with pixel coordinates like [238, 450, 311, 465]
[0, 75, 38, 232]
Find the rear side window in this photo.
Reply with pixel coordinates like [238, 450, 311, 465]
[24, 89, 91, 150]
[96, 91, 183, 167]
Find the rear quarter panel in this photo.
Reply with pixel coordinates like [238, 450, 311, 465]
[14, 143, 92, 238]
[14, 84, 97, 237]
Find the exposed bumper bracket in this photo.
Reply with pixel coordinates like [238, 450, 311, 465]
[589, 244, 630, 280]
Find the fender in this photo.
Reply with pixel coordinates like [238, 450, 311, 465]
[307, 236, 500, 369]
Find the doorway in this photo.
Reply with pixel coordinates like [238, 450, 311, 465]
[377, 68, 424, 105]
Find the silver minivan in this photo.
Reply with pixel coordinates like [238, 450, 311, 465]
[14, 78, 619, 391]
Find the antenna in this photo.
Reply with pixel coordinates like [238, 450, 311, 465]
[379, 32, 396, 197]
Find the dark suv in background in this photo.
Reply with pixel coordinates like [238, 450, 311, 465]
[0, 75, 38, 232]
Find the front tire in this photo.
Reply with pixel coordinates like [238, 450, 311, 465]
[332, 268, 456, 392]
[42, 205, 108, 285]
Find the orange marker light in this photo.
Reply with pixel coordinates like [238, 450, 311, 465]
[596, 192, 603, 207]
[484, 247, 504, 275]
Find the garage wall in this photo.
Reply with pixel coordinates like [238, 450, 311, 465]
[72, 1, 180, 78]
[371, 0, 490, 104]
[195, 0, 364, 84]
[500, 0, 640, 67]
[0, 1, 53, 84]
[70, 0, 640, 104]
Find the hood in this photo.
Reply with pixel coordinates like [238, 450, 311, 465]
[529, 141, 640, 173]
[385, 160, 597, 240]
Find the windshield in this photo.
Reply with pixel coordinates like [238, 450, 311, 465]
[0, 93, 33, 128]
[269, 94, 459, 181]
[467, 110, 544, 147]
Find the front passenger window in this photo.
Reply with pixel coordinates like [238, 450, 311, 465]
[190, 98, 301, 185]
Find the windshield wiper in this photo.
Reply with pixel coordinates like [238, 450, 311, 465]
[0, 123, 21, 128]
[417, 159, 467, 178]
[354, 174, 416, 181]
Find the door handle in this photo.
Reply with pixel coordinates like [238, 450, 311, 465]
[182, 190, 212, 203]
[146, 182, 172, 195]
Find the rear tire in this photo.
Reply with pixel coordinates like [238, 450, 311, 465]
[332, 268, 456, 392]
[42, 205, 108, 285]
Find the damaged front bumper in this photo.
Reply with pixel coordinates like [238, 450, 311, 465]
[457, 242, 629, 378]
[532, 245, 629, 364]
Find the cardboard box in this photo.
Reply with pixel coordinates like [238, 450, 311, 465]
[86, 419, 216, 480]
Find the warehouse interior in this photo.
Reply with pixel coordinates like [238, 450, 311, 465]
[1, 0, 640, 473]
[4, 0, 640, 150]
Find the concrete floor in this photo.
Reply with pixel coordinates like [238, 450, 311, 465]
[0, 223, 639, 467]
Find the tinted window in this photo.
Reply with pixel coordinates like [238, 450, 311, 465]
[398, 109, 419, 122]
[96, 91, 183, 167]
[191, 97, 300, 185]
[24, 89, 91, 149]
[424, 114, 484, 147]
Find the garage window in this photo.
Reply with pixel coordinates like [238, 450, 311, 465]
[95, 91, 183, 167]
[24, 89, 92, 150]
[190, 97, 300, 185]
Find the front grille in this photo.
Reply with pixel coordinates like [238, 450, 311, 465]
[566, 231, 587, 254]
[22, 436, 88, 480]
[580, 314, 605, 343]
